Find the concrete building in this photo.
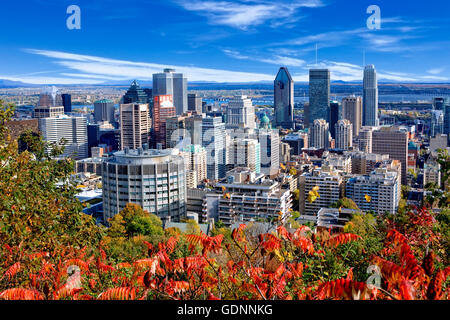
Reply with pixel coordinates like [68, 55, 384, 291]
[283, 132, 308, 155]
[38, 115, 88, 159]
[202, 116, 226, 181]
[180, 144, 207, 188]
[372, 127, 408, 185]
[153, 69, 188, 115]
[309, 119, 329, 149]
[119, 103, 150, 150]
[102, 147, 186, 223]
[345, 168, 400, 215]
[298, 167, 343, 216]
[335, 119, 353, 150]
[357, 126, 373, 153]
[226, 138, 261, 174]
[226, 95, 256, 129]
[342, 95, 362, 137]
[205, 168, 292, 226]
[33, 106, 64, 119]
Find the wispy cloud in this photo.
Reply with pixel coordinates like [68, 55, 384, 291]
[222, 49, 305, 66]
[13, 49, 275, 84]
[174, 0, 325, 29]
[427, 67, 445, 75]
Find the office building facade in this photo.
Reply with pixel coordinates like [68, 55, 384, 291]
[274, 67, 294, 129]
[309, 69, 330, 127]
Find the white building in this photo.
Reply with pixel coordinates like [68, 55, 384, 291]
[226, 95, 256, 129]
[38, 115, 88, 160]
[102, 147, 186, 223]
[309, 119, 329, 149]
[119, 103, 150, 150]
[335, 119, 353, 150]
[180, 144, 207, 188]
[226, 138, 261, 174]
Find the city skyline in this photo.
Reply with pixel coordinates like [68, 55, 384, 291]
[0, 0, 449, 85]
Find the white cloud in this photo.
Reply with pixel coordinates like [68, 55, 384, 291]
[427, 68, 444, 75]
[175, 0, 324, 29]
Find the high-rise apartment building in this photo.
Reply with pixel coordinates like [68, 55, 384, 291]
[38, 115, 88, 159]
[372, 127, 408, 185]
[180, 144, 207, 188]
[309, 119, 329, 149]
[274, 67, 294, 129]
[342, 95, 362, 137]
[227, 138, 261, 174]
[309, 69, 330, 126]
[202, 116, 226, 181]
[335, 119, 353, 150]
[102, 147, 186, 223]
[206, 168, 292, 226]
[298, 167, 343, 216]
[153, 69, 187, 115]
[94, 99, 115, 125]
[346, 169, 399, 215]
[119, 103, 150, 150]
[363, 65, 379, 126]
[226, 95, 256, 129]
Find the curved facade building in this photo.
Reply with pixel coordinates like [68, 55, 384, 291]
[102, 147, 186, 223]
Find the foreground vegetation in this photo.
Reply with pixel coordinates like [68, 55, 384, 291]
[0, 100, 448, 300]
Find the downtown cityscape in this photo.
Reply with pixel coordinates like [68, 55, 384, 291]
[0, 0, 449, 307]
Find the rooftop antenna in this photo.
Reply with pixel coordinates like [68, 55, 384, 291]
[315, 44, 318, 66]
[363, 49, 366, 68]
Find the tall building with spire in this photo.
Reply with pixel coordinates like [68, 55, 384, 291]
[309, 69, 330, 127]
[274, 67, 294, 129]
[153, 69, 188, 115]
[363, 65, 379, 126]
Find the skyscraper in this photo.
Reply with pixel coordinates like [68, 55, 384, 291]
[372, 127, 408, 185]
[152, 95, 176, 149]
[358, 126, 373, 153]
[153, 69, 188, 115]
[94, 99, 115, 125]
[188, 93, 203, 114]
[61, 94, 72, 113]
[226, 95, 256, 129]
[335, 119, 353, 150]
[363, 65, 379, 126]
[38, 115, 88, 160]
[202, 116, 226, 181]
[329, 100, 341, 139]
[342, 95, 362, 136]
[119, 103, 150, 150]
[309, 69, 330, 127]
[309, 119, 329, 149]
[274, 67, 294, 129]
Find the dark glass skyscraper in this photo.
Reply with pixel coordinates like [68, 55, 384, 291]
[309, 69, 330, 127]
[329, 100, 341, 139]
[61, 94, 72, 113]
[123, 80, 150, 104]
[274, 67, 294, 129]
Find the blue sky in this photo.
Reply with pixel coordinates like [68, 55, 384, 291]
[0, 0, 449, 84]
